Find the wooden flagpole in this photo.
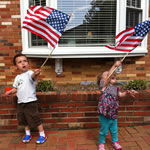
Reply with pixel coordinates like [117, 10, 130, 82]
[107, 52, 129, 79]
[120, 52, 129, 62]
[40, 47, 55, 68]
[40, 13, 72, 69]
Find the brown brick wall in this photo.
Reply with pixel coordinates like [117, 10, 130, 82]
[0, 0, 150, 87]
[0, 91, 150, 131]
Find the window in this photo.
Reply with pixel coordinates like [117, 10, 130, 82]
[20, 0, 149, 58]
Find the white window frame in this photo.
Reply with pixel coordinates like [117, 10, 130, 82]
[20, 0, 149, 58]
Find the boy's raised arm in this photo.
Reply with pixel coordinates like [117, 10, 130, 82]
[32, 69, 41, 80]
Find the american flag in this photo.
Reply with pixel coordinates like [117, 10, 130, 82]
[22, 6, 70, 48]
[105, 20, 150, 52]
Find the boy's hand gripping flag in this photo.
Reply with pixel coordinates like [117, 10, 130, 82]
[105, 20, 150, 52]
[22, 5, 71, 48]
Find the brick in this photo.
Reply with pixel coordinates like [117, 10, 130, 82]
[43, 119, 59, 123]
[11, 15, 20, 18]
[0, 110, 9, 114]
[134, 112, 150, 116]
[68, 123, 81, 128]
[136, 61, 145, 64]
[68, 102, 84, 107]
[121, 141, 138, 147]
[1, 22, 12, 25]
[68, 113, 84, 117]
[52, 113, 67, 118]
[52, 123, 68, 129]
[119, 128, 131, 137]
[137, 139, 149, 148]
[127, 74, 136, 77]
[61, 118, 77, 123]
[78, 118, 98, 122]
[85, 123, 99, 128]
[61, 108, 76, 112]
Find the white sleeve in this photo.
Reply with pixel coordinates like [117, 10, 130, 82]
[28, 70, 36, 82]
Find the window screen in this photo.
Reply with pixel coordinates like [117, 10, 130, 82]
[126, 0, 142, 28]
[58, 0, 116, 47]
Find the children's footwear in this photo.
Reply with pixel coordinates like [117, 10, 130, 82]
[22, 135, 32, 143]
[112, 142, 122, 150]
[98, 143, 105, 150]
[36, 136, 47, 144]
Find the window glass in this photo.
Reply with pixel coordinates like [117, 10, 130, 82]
[126, 0, 142, 28]
[58, 0, 116, 47]
[127, 0, 141, 8]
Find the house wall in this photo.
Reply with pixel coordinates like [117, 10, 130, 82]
[0, 91, 150, 131]
[0, 1, 150, 132]
[0, 0, 150, 87]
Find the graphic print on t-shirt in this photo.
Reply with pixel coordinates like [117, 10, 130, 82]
[16, 79, 24, 88]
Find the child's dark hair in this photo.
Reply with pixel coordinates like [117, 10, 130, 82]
[13, 54, 27, 65]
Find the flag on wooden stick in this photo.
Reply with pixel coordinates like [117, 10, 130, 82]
[105, 20, 150, 52]
[105, 20, 150, 79]
[22, 5, 71, 48]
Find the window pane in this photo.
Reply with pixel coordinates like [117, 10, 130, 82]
[127, 0, 141, 8]
[126, 0, 142, 28]
[126, 8, 142, 28]
[58, 0, 116, 47]
[29, 0, 48, 47]
[29, 0, 46, 6]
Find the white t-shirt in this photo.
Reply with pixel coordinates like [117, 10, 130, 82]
[13, 70, 37, 104]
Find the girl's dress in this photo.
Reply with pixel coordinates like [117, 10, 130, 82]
[98, 80, 120, 119]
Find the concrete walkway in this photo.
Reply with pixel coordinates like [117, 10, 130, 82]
[0, 125, 150, 150]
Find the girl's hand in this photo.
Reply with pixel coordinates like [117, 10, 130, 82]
[127, 89, 138, 98]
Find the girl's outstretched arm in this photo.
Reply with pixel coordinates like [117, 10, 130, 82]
[102, 61, 121, 90]
[119, 89, 138, 98]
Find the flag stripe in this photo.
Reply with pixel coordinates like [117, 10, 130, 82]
[24, 15, 61, 39]
[105, 20, 150, 52]
[23, 26, 55, 48]
[116, 32, 134, 46]
[22, 5, 70, 48]
[23, 21, 59, 46]
[117, 44, 139, 48]
[31, 6, 53, 18]
[116, 27, 134, 39]
[28, 8, 48, 20]
[23, 18, 60, 43]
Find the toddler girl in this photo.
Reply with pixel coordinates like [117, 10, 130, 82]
[97, 61, 137, 150]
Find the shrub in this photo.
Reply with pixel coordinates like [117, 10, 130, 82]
[36, 80, 54, 92]
[124, 79, 147, 90]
